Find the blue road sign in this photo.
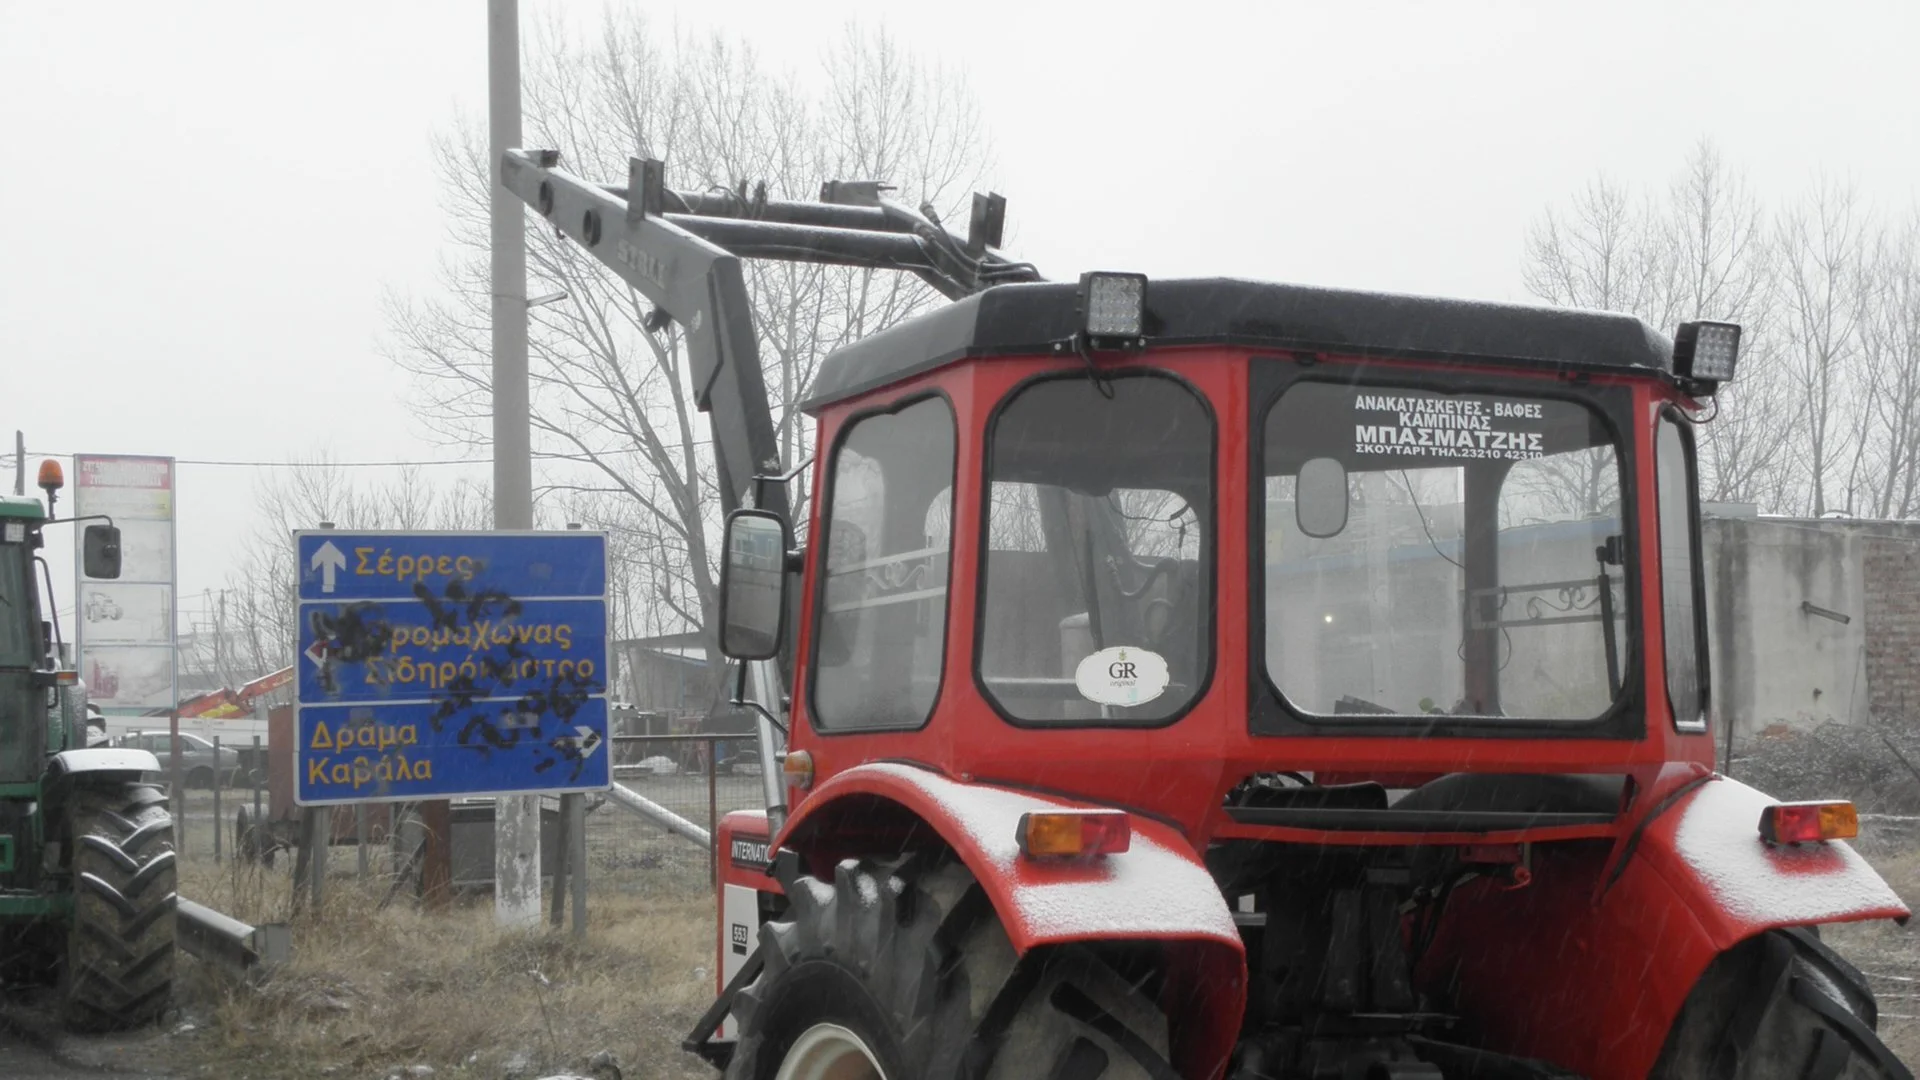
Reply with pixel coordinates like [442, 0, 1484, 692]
[292, 530, 611, 805]
[297, 699, 609, 803]
[296, 530, 606, 602]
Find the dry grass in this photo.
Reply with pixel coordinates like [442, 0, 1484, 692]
[164, 835, 719, 1080]
[157, 800, 1920, 1078]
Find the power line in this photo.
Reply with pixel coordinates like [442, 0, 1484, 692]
[3, 443, 738, 470]
[2, 451, 486, 469]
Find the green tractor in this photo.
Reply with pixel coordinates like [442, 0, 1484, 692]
[0, 459, 176, 1029]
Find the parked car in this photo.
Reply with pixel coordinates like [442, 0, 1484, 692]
[109, 730, 241, 789]
[725, 750, 764, 776]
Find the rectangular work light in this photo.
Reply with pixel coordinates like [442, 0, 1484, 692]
[1758, 800, 1858, 845]
[1673, 320, 1743, 389]
[1077, 271, 1149, 342]
[1017, 809, 1131, 859]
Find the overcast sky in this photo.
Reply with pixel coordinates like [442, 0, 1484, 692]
[4, 0, 1917, 628]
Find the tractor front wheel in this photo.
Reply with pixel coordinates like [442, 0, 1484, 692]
[61, 782, 177, 1031]
[1653, 927, 1911, 1080]
[726, 855, 1174, 1080]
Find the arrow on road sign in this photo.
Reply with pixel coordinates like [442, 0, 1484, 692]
[552, 726, 602, 760]
[311, 540, 347, 594]
[304, 640, 331, 668]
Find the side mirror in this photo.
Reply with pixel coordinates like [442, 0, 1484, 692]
[718, 509, 789, 661]
[82, 524, 122, 580]
[1296, 458, 1350, 539]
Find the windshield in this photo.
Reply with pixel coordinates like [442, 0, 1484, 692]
[1263, 380, 1626, 721]
[978, 373, 1212, 725]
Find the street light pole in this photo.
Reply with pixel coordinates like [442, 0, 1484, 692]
[489, 0, 540, 928]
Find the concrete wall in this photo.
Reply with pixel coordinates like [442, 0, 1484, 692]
[1705, 518, 1920, 738]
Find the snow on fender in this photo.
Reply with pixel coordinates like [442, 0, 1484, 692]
[779, 761, 1240, 949]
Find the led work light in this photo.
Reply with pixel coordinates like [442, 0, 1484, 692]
[1077, 271, 1149, 343]
[1673, 320, 1743, 390]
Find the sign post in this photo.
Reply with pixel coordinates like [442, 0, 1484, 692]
[72, 454, 179, 837]
[293, 530, 610, 910]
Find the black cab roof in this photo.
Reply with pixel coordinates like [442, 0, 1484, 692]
[802, 277, 1674, 412]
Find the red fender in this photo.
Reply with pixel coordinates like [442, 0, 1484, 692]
[1422, 770, 1909, 1080]
[779, 762, 1246, 1080]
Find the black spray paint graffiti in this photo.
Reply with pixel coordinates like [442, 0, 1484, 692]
[311, 574, 605, 786]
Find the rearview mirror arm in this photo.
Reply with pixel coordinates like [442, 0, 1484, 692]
[33, 555, 63, 666]
[43, 513, 116, 528]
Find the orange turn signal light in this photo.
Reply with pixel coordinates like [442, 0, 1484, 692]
[37, 459, 64, 492]
[781, 750, 814, 789]
[1759, 800, 1859, 845]
[1017, 810, 1131, 860]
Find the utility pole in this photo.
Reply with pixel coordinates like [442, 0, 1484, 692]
[489, 0, 540, 928]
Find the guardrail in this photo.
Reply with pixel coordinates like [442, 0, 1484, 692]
[176, 898, 289, 981]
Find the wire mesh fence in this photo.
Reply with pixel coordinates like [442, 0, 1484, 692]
[163, 732, 759, 908]
[608, 733, 768, 888]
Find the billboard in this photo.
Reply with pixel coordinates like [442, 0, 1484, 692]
[74, 455, 177, 716]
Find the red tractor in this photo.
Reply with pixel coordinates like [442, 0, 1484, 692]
[503, 151, 1911, 1079]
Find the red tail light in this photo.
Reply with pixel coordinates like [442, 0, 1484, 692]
[1759, 801, 1859, 845]
[1017, 810, 1131, 859]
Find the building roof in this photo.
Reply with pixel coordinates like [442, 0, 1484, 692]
[803, 277, 1675, 411]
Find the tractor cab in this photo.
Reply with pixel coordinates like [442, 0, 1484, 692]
[721, 275, 1742, 829]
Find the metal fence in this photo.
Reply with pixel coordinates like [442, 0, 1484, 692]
[162, 734, 266, 865]
[159, 731, 754, 906]
[609, 733, 765, 886]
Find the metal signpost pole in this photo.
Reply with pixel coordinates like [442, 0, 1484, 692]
[569, 795, 586, 937]
[488, 0, 540, 930]
[213, 736, 222, 864]
[169, 460, 181, 858]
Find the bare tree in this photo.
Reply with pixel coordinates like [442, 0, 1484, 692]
[385, 12, 992, 674]
[1774, 178, 1868, 515]
[1523, 174, 1658, 317]
[187, 462, 492, 691]
[1523, 141, 1798, 509]
[1859, 217, 1920, 518]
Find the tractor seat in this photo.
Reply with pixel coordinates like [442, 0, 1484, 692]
[1223, 773, 1625, 832]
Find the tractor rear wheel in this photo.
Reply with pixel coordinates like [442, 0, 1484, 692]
[725, 855, 1175, 1080]
[1652, 927, 1911, 1080]
[61, 782, 177, 1031]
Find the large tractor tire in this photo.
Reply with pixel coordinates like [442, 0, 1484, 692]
[1652, 927, 1911, 1080]
[61, 782, 177, 1031]
[726, 855, 1176, 1080]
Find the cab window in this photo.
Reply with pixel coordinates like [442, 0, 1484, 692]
[978, 373, 1213, 726]
[809, 397, 956, 731]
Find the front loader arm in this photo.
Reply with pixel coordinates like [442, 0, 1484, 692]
[499, 151, 787, 522]
[497, 150, 1043, 519]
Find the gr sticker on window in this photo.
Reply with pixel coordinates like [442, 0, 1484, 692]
[1074, 647, 1170, 708]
